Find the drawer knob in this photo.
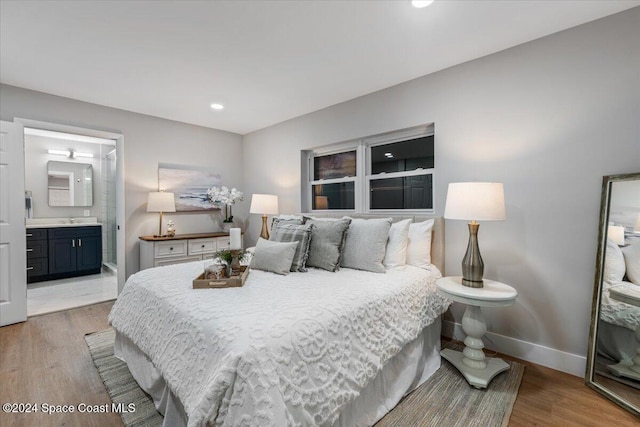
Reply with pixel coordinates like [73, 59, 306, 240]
[170, 247, 174, 251]
[202, 244, 205, 248]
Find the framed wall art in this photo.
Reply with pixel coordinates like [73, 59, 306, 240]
[158, 163, 222, 211]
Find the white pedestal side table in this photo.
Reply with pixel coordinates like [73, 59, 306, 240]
[436, 276, 518, 389]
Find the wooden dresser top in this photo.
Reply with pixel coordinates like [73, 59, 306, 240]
[138, 232, 232, 242]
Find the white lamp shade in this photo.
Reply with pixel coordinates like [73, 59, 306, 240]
[147, 192, 176, 213]
[608, 225, 625, 246]
[444, 182, 506, 221]
[250, 194, 279, 215]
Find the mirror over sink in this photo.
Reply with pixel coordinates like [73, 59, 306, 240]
[586, 172, 640, 416]
[47, 160, 93, 207]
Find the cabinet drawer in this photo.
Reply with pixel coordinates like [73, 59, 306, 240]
[188, 238, 216, 255]
[27, 258, 48, 278]
[26, 228, 47, 241]
[154, 241, 187, 258]
[49, 226, 101, 239]
[216, 237, 231, 250]
[154, 255, 202, 267]
[27, 239, 48, 258]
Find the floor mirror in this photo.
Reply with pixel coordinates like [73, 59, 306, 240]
[586, 172, 640, 416]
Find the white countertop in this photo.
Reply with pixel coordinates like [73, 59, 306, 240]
[26, 217, 101, 228]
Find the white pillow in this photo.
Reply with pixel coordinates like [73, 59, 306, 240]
[621, 243, 640, 285]
[603, 238, 626, 285]
[250, 238, 299, 275]
[384, 219, 412, 269]
[406, 219, 434, 269]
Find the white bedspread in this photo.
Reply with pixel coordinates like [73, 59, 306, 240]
[601, 282, 640, 331]
[109, 262, 449, 427]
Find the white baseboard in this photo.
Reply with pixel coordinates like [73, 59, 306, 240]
[442, 320, 586, 377]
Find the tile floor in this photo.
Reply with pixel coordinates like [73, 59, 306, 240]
[27, 269, 118, 316]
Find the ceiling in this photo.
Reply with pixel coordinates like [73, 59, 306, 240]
[1, 1, 638, 135]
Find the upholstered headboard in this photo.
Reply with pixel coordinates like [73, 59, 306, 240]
[297, 213, 445, 274]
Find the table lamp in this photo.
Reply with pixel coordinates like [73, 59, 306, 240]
[250, 194, 279, 240]
[147, 191, 176, 237]
[444, 182, 506, 288]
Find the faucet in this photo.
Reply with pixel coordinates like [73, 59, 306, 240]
[69, 217, 75, 224]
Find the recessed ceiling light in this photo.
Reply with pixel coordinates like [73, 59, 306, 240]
[384, 152, 394, 158]
[411, 0, 434, 8]
[210, 103, 224, 110]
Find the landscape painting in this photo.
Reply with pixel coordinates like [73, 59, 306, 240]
[158, 164, 222, 211]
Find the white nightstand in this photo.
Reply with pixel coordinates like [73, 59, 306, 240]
[436, 276, 518, 389]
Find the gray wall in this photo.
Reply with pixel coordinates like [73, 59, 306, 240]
[1, 84, 244, 278]
[242, 8, 640, 365]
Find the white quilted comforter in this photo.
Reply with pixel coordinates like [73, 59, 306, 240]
[601, 282, 640, 331]
[109, 262, 450, 427]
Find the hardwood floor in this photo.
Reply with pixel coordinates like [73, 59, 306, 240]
[0, 301, 637, 427]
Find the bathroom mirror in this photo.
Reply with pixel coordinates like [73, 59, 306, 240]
[586, 172, 640, 416]
[47, 160, 93, 207]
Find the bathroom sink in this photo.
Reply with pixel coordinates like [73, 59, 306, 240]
[26, 217, 101, 228]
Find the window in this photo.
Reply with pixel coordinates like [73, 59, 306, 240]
[304, 124, 434, 213]
[367, 135, 434, 210]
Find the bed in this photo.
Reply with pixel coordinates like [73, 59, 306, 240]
[598, 236, 640, 364]
[109, 215, 450, 426]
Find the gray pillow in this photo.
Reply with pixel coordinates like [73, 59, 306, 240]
[341, 218, 392, 273]
[270, 223, 313, 272]
[305, 218, 351, 272]
[271, 215, 304, 229]
[250, 238, 299, 275]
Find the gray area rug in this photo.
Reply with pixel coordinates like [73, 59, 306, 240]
[85, 328, 163, 427]
[86, 329, 524, 427]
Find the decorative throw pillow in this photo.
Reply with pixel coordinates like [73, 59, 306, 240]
[270, 223, 314, 272]
[603, 238, 626, 285]
[621, 243, 640, 285]
[271, 215, 304, 229]
[305, 218, 351, 272]
[384, 219, 412, 269]
[341, 218, 392, 273]
[406, 219, 434, 269]
[250, 238, 299, 275]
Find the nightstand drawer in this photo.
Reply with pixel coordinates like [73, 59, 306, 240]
[154, 241, 187, 257]
[216, 237, 231, 250]
[154, 255, 202, 268]
[188, 238, 216, 255]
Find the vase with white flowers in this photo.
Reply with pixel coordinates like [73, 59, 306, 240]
[207, 186, 243, 231]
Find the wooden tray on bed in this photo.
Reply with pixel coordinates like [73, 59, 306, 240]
[193, 266, 249, 289]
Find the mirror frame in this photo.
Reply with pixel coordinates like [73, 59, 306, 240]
[585, 171, 640, 416]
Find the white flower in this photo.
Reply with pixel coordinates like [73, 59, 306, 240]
[207, 186, 243, 205]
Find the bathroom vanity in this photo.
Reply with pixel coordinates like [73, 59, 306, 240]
[26, 218, 102, 283]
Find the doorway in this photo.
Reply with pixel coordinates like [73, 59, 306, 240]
[18, 120, 125, 316]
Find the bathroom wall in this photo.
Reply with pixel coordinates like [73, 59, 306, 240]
[24, 134, 114, 220]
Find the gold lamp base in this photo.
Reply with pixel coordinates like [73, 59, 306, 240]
[461, 221, 484, 288]
[260, 214, 270, 240]
[153, 211, 166, 238]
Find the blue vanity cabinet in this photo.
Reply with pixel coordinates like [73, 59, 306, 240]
[48, 226, 102, 276]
